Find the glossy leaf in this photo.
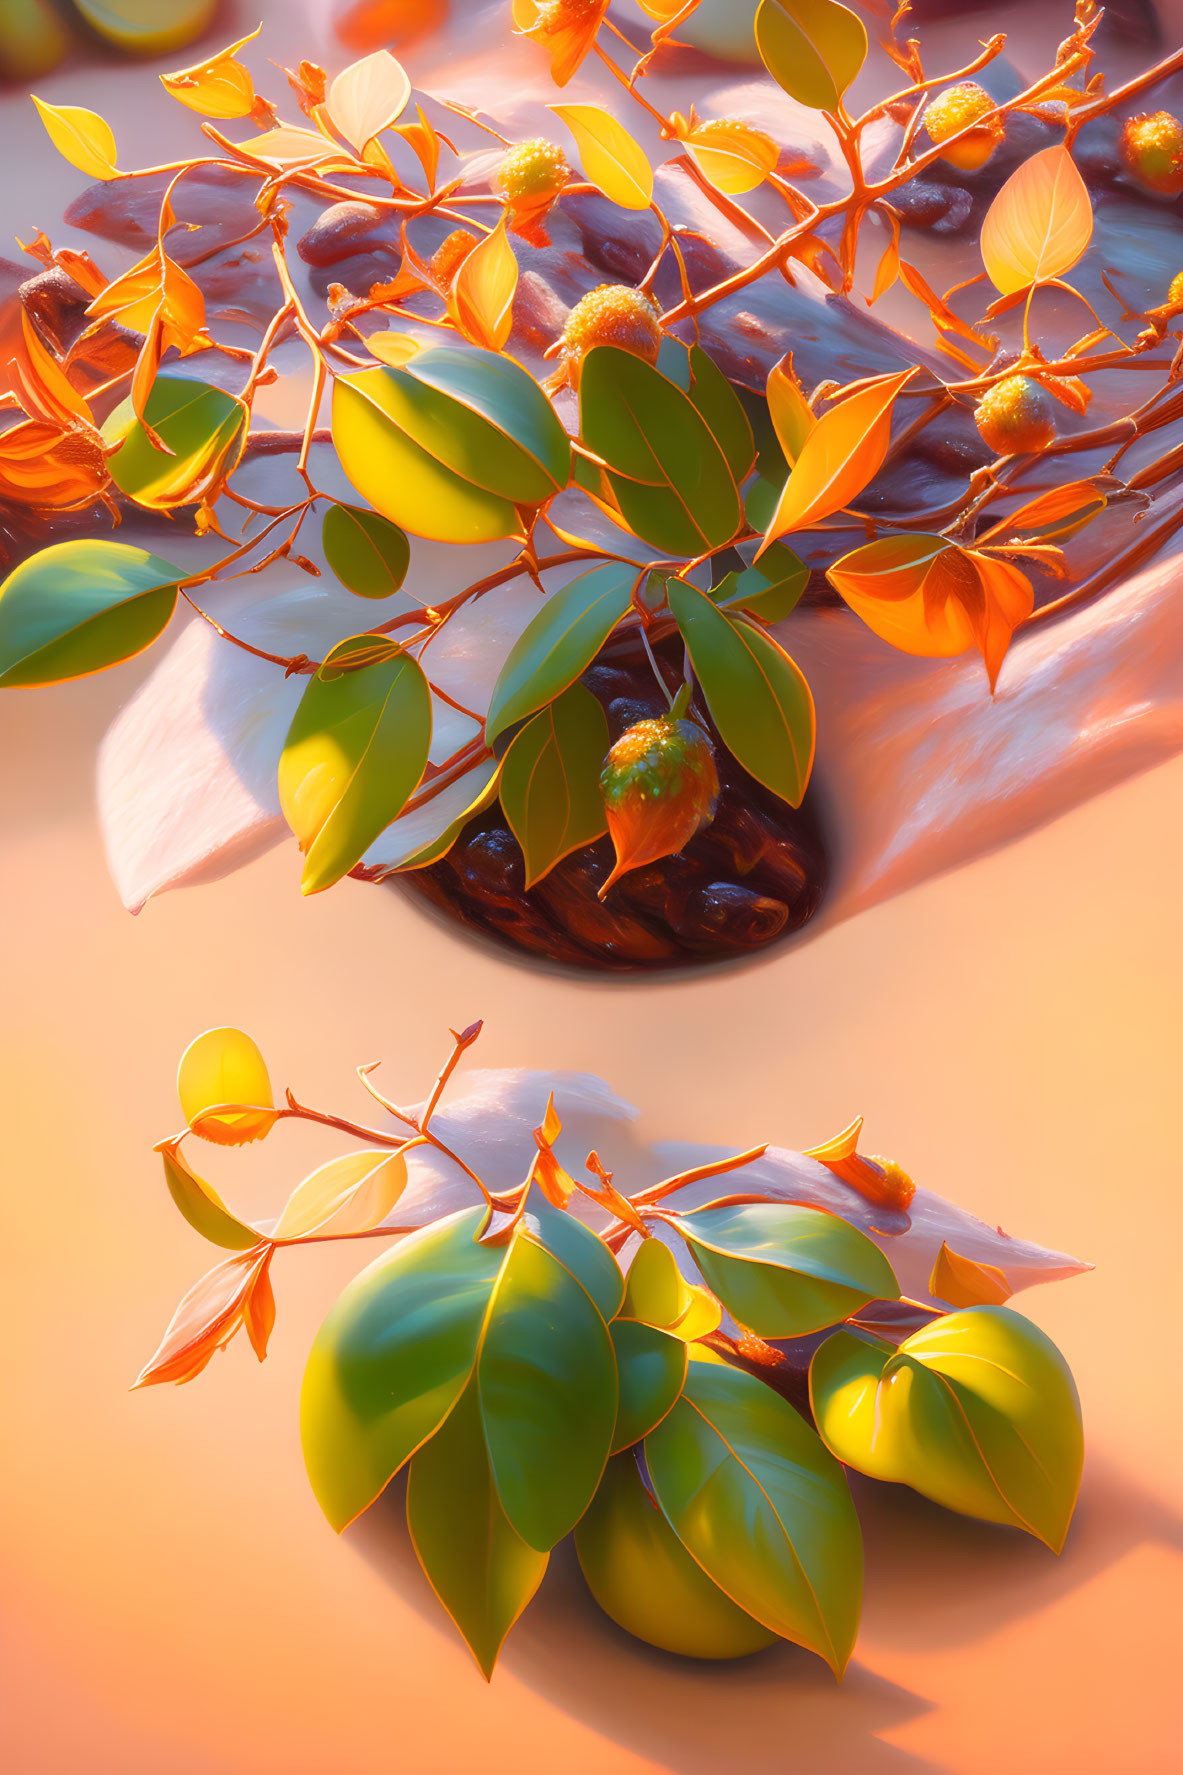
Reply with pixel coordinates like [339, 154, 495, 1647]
[0, 540, 181, 688]
[449, 218, 518, 352]
[810, 1307, 1084, 1551]
[827, 535, 1034, 690]
[929, 1242, 1013, 1308]
[685, 120, 779, 195]
[159, 28, 260, 119]
[713, 547, 808, 624]
[407, 1380, 548, 1679]
[575, 1450, 777, 1659]
[485, 562, 634, 744]
[160, 1142, 259, 1250]
[761, 369, 915, 547]
[322, 503, 410, 599]
[621, 1235, 689, 1328]
[980, 146, 1092, 296]
[499, 682, 610, 887]
[755, 0, 868, 112]
[658, 340, 757, 486]
[666, 578, 815, 807]
[279, 641, 432, 894]
[552, 103, 653, 209]
[672, 1200, 899, 1335]
[243, 127, 352, 170]
[610, 1318, 687, 1452]
[301, 1207, 502, 1531]
[103, 376, 246, 510]
[646, 1355, 863, 1672]
[32, 95, 117, 179]
[767, 358, 815, 466]
[273, 1148, 409, 1241]
[134, 1244, 274, 1389]
[579, 348, 742, 556]
[476, 1228, 617, 1550]
[523, 1199, 624, 1321]
[328, 50, 411, 148]
[178, 1026, 277, 1147]
[384, 346, 569, 502]
[1000, 477, 1113, 542]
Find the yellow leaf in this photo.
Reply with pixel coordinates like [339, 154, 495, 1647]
[449, 218, 518, 351]
[367, 329, 423, 366]
[31, 95, 118, 181]
[178, 1026, 277, 1147]
[929, 1242, 1013, 1308]
[685, 120, 778, 195]
[160, 27, 260, 119]
[328, 49, 411, 149]
[272, 1148, 408, 1241]
[761, 368, 915, 548]
[980, 145, 1092, 296]
[766, 356, 814, 466]
[551, 103, 654, 211]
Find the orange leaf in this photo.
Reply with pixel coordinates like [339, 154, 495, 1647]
[0, 418, 107, 509]
[868, 208, 901, 304]
[529, 1096, 576, 1209]
[134, 1245, 275, 1387]
[393, 104, 441, 188]
[448, 218, 517, 350]
[826, 533, 1033, 690]
[899, 260, 996, 350]
[8, 309, 92, 428]
[760, 368, 915, 550]
[980, 145, 1092, 296]
[929, 1241, 1013, 1308]
[517, 0, 610, 85]
[995, 476, 1112, 541]
[804, 1118, 915, 1214]
[160, 28, 262, 120]
[766, 354, 814, 466]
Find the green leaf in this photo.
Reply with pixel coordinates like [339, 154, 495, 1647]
[658, 339, 756, 485]
[476, 1228, 617, 1551]
[610, 1318, 687, 1452]
[810, 1307, 1084, 1551]
[300, 1207, 501, 1532]
[579, 347, 742, 555]
[322, 502, 410, 599]
[666, 578, 815, 806]
[620, 1235, 690, 1328]
[499, 681, 610, 887]
[485, 562, 634, 744]
[397, 344, 571, 496]
[102, 375, 246, 510]
[407, 1379, 548, 1679]
[714, 546, 808, 623]
[524, 1199, 625, 1322]
[332, 371, 521, 545]
[0, 539, 181, 687]
[672, 1200, 899, 1336]
[575, 1450, 777, 1659]
[645, 1354, 863, 1672]
[279, 639, 432, 894]
[755, 0, 868, 112]
[161, 1145, 259, 1251]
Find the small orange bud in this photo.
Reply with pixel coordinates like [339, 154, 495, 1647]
[922, 82, 1004, 172]
[974, 375, 1057, 456]
[599, 715, 719, 898]
[560, 283, 662, 386]
[1120, 110, 1183, 195]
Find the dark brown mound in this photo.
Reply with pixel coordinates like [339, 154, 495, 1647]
[399, 642, 829, 973]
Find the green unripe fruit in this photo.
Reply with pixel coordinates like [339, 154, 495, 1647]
[575, 1452, 777, 1659]
[974, 375, 1057, 456]
[1119, 111, 1183, 195]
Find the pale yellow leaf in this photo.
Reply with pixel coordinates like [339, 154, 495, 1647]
[328, 50, 411, 150]
[980, 145, 1092, 296]
[272, 1148, 408, 1241]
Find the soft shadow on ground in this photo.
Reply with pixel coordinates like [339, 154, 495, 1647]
[350, 1478, 937, 1775]
[348, 1454, 1182, 1775]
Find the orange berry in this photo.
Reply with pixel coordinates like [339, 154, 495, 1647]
[1120, 111, 1183, 195]
[974, 375, 1057, 456]
[560, 283, 662, 383]
[922, 81, 1003, 172]
[495, 137, 570, 203]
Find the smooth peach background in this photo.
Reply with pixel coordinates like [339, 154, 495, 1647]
[3, 1, 1183, 1770]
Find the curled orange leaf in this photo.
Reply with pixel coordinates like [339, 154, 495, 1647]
[929, 1241, 1013, 1308]
[448, 217, 518, 350]
[804, 1117, 916, 1215]
[160, 28, 264, 121]
[515, 0, 610, 86]
[760, 368, 915, 551]
[826, 533, 1034, 690]
[979, 145, 1092, 296]
[134, 1244, 276, 1387]
[992, 476, 1115, 542]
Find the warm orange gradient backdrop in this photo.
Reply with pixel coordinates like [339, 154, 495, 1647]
[3, 0, 1183, 1767]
